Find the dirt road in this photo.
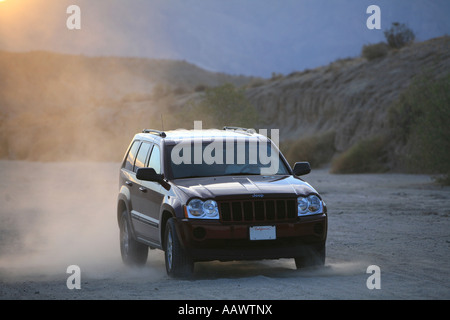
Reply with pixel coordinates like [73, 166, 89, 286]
[0, 161, 449, 300]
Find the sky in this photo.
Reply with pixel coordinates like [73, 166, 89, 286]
[0, 0, 449, 77]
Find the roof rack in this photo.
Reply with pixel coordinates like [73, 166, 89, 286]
[223, 126, 256, 134]
[142, 129, 166, 138]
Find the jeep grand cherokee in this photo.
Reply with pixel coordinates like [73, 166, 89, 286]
[117, 127, 327, 277]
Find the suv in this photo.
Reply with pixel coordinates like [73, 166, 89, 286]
[117, 127, 327, 277]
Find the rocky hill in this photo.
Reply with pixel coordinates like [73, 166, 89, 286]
[246, 36, 450, 155]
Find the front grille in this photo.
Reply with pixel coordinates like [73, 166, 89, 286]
[219, 199, 297, 223]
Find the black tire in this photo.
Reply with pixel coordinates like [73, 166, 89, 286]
[164, 218, 194, 278]
[120, 211, 148, 266]
[294, 244, 326, 269]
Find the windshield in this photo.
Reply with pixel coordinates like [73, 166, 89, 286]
[166, 139, 290, 179]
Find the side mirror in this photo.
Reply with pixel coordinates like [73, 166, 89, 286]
[136, 168, 171, 190]
[136, 167, 163, 182]
[293, 162, 311, 176]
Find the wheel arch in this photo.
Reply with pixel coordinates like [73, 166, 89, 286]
[117, 198, 129, 227]
[160, 209, 175, 248]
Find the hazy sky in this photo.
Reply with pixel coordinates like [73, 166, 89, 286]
[0, 0, 449, 77]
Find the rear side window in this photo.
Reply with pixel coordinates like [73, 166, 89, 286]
[148, 145, 161, 174]
[124, 141, 140, 171]
[134, 142, 152, 173]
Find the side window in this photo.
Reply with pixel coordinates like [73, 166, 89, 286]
[124, 141, 140, 171]
[148, 145, 161, 174]
[134, 142, 152, 173]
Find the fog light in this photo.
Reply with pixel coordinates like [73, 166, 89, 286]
[193, 227, 206, 240]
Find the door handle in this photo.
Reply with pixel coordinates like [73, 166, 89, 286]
[139, 187, 147, 193]
[125, 181, 132, 186]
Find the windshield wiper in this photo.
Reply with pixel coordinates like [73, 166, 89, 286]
[223, 172, 261, 176]
[174, 175, 207, 179]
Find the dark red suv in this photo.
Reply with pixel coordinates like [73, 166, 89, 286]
[117, 127, 327, 277]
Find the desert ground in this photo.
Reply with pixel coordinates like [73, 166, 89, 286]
[0, 160, 449, 300]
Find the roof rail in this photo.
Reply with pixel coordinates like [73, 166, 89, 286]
[223, 126, 256, 134]
[142, 129, 166, 138]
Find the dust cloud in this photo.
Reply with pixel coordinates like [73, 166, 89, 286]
[0, 0, 172, 163]
[0, 161, 143, 280]
[0, 160, 366, 284]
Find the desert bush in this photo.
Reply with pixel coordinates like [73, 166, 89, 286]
[173, 86, 188, 95]
[121, 92, 153, 103]
[384, 22, 415, 49]
[362, 42, 390, 60]
[284, 131, 336, 168]
[246, 78, 266, 88]
[388, 72, 450, 182]
[330, 136, 389, 174]
[194, 84, 208, 92]
[270, 72, 283, 81]
[183, 83, 259, 129]
[151, 83, 172, 100]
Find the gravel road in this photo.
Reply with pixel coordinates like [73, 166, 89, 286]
[0, 161, 449, 300]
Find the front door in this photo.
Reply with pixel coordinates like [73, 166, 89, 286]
[131, 144, 164, 244]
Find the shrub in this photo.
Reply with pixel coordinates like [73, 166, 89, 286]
[384, 22, 415, 49]
[184, 83, 259, 129]
[151, 83, 172, 100]
[284, 131, 336, 168]
[330, 136, 389, 174]
[173, 86, 188, 95]
[388, 72, 450, 183]
[194, 84, 208, 92]
[270, 72, 283, 81]
[362, 42, 389, 61]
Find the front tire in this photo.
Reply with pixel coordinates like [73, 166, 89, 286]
[120, 211, 148, 266]
[164, 218, 194, 278]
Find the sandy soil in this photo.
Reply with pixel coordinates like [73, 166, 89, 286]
[0, 160, 449, 300]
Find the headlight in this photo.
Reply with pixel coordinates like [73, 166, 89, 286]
[297, 195, 323, 216]
[298, 197, 309, 212]
[186, 199, 204, 217]
[186, 199, 219, 219]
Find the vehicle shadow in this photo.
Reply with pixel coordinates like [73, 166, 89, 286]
[191, 259, 320, 280]
[146, 250, 364, 280]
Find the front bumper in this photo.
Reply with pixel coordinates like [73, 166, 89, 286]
[174, 214, 327, 262]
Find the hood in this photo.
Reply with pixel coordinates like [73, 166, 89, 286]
[173, 175, 319, 200]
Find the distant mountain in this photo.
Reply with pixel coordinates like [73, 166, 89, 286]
[0, 51, 255, 113]
[0, 51, 257, 160]
[1, 0, 449, 77]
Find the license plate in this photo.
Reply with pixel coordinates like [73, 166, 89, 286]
[249, 226, 276, 240]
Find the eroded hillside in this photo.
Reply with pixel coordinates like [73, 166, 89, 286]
[246, 36, 450, 156]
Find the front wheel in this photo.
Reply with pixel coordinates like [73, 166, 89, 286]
[120, 211, 148, 266]
[164, 218, 194, 278]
